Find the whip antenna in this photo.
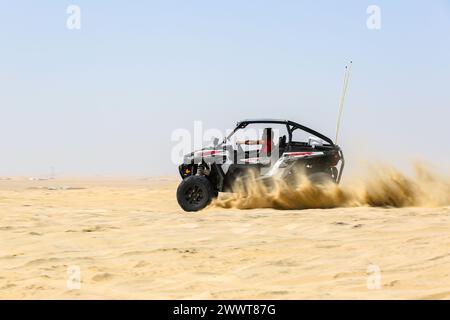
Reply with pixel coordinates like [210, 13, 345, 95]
[335, 61, 352, 144]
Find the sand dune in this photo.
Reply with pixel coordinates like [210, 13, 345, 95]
[0, 176, 450, 299]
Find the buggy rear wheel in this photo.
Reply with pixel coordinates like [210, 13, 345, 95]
[176, 176, 215, 212]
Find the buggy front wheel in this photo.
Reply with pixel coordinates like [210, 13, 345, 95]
[176, 176, 215, 212]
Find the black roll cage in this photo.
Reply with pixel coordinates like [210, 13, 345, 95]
[226, 119, 335, 147]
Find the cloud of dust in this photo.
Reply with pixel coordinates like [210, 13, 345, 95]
[213, 163, 450, 210]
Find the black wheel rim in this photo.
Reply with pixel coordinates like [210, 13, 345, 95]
[185, 185, 204, 205]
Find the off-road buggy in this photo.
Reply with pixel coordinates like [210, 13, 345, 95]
[177, 119, 344, 211]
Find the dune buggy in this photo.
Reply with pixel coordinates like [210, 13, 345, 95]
[176, 119, 344, 211]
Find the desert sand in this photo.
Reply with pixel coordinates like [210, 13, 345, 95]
[1, 176, 450, 299]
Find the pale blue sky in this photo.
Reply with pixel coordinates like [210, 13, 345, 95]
[1, 1, 449, 176]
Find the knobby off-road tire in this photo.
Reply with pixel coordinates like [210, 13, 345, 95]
[176, 176, 215, 212]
